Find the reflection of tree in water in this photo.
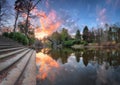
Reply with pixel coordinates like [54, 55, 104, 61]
[49, 48, 73, 64]
[75, 49, 120, 67]
[43, 48, 120, 66]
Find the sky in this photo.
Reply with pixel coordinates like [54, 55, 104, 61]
[36, 0, 120, 34]
[7, 0, 120, 38]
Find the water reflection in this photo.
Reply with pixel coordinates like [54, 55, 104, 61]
[36, 48, 120, 85]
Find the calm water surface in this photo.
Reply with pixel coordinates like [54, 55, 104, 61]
[36, 48, 120, 85]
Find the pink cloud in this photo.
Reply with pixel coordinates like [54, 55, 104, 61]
[46, 0, 49, 8]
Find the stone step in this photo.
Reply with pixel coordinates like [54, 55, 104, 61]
[0, 50, 34, 85]
[0, 47, 24, 53]
[0, 49, 30, 72]
[0, 42, 22, 47]
[16, 51, 36, 85]
[0, 45, 21, 49]
[0, 48, 28, 59]
[0, 37, 23, 46]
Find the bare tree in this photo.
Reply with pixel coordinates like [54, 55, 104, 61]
[0, 0, 12, 29]
[14, 0, 41, 35]
[24, 0, 41, 36]
[14, 0, 25, 32]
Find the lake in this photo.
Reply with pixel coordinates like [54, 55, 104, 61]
[36, 48, 120, 85]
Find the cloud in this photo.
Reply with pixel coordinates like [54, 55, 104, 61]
[58, 9, 80, 34]
[45, 0, 49, 8]
[106, 0, 111, 4]
[96, 7, 107, 25]
[114, 0, 120, 9]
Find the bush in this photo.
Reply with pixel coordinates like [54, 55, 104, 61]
[80, 41, 88, 45]
[9, 32, 14, 39]
[63, 40, 75, 47]
[22, 36, 29, 45]
[2, 32, 35, 46]
[28, 37, 35, 45]
[74, 39, 81, 44]
[2, 32, 9, 37]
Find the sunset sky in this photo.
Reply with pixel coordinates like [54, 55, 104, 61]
[8, 0, 120, 38]
[39, 0, 120, 25]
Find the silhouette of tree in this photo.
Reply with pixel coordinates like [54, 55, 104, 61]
[83, 26, 90, 42]
[14, 0, 41, 36]
[75, 29, 81, 40]
[61, 28, 71, 41]
[0, 0, 12, 28]
[14, 0, 26, 32]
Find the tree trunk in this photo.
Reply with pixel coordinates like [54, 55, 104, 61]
[13, 11, 19, 32]
[24, 10, 30, 36]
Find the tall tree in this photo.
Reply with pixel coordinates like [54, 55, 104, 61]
[14, 0, 41, 35]
[50, 31, 61, 46]
[83, 26, 90, 42]
[0, 0, 12, 28]
[108, 27, 112, 42]
[23, 0, 41, 36]
[14, 0, 25, 32]
[61, 28, 71, 41]
[75, 29, 81, 40]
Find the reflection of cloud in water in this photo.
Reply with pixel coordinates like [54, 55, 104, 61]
[96, 62, 120, 85]
[36, 52, 120, 85]
[36, 52, 59, 80]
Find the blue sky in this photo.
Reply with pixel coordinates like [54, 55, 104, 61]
[36, 0, 120, 33]
[8, 0, 120, 34]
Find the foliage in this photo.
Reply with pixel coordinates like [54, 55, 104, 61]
[51, 31, 61, 44]
[61, 28, 71, 41]
[14, 0, 41, 35]
[2, 32, 35, 45]
[74, 39, 81, 44]
[83, 26, 90, 42]
[63, 40, 76, 47]
[80, 41, 88, 45]
[28, 37, 35, 45]
[75, 29, 81, 40]
[2, 32, 9, 37]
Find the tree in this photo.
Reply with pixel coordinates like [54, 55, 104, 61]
[61, 28, 71, 41]
[108, 27, 112, 41]
[83, 26, 90, 42]
[22, 0, 41, 36]
[75, 29, 81, 40]
[18, 20, 34, 38]
[118, 28, 120, 42]
[0, 0, 12, 28]
[51, 31, 61, 45]
[14, 0, 41, 35]
[14, 0, 25, 32]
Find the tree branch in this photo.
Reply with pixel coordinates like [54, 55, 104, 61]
[31, 0, 41, 10]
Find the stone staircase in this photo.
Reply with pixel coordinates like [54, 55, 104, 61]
[0, 36, 36, 85]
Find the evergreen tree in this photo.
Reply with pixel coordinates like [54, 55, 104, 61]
[83, 26, 90, 42]
[75, 29, 81, 40]
[61, 28, 71, 41]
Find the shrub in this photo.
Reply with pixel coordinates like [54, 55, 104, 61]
[80, 41, 88, 45]
[22, 36, 29, 45]
[63, 40, 75, 47]
[28, 37, 35, 45]
[74, 39, 81, 44]
[2, 32, 35, 46]
[9, 32, 15, 39]
[2, 32, 9, 37]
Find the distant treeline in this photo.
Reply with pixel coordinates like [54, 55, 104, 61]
[49, 24, 120, 47]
